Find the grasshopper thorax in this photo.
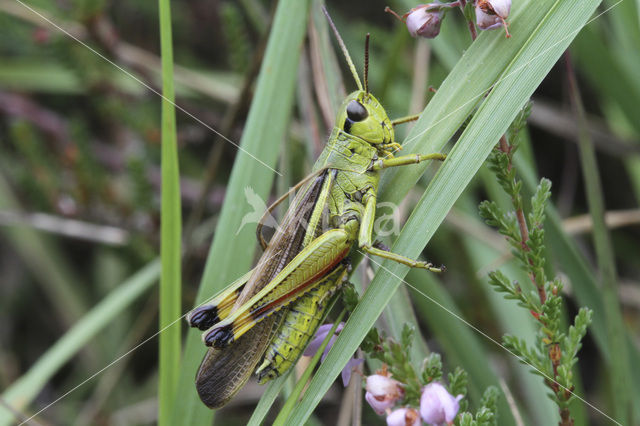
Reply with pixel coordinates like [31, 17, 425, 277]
[337, 91, 394, 148]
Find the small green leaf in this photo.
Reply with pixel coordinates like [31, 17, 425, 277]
[422, 352, 443, 383]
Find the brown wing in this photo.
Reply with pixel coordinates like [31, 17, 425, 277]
[195, 171, 331, 408]
[235, 170, 330, 305]
[195, 314, 282, 408]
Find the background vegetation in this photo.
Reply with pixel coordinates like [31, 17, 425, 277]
[0, 0, 638, 424]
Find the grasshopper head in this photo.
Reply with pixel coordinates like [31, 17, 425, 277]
[337, 91, 394, 146]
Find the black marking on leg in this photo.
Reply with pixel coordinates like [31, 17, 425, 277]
[188, 306, 219, 330]
[205, 325, 235, 348]
[373, 240, 390, 252]
[258, 366, 278, 383]
[342, 213, 359, 225]
[342, 258, 353, 273]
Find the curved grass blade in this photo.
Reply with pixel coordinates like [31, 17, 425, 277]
[286, 0, 604, 423]
[246, 370, 292, 426]
[272, 311, 346, 426]
[0, 261, 160, 425]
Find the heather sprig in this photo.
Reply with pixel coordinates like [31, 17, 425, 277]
[362, 324, 498, 424]
[478, 105, 592, 426]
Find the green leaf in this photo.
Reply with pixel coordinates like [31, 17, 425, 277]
[246, 371, 291, 426]
[272, 313, 345, 426]
[569, 60, 633, 422]
[157, 0, 182, 423]
[286, 0, 603, 423]
[448, 367, 469, 398]
[422, 352, 443, 383]
[170, 0, 312, 423]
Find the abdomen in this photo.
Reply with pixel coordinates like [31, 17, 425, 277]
[256, 264, 348, 383]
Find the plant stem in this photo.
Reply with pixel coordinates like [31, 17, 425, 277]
[158, 0, 182, 423]
[459, 0, 478, 41]
[497, 134, 547, 304]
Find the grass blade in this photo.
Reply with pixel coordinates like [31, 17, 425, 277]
[157, 0, 182, 423]
[567, 60, 633, 424]
[273, 312, 346, 425]
[286, 0, 604, 422]
[170, 1, 312, 423]
[0, 261, 160, 425]
[246, 371, 292, 426]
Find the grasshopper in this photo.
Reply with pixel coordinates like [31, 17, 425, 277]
[186, 9, 446, 409]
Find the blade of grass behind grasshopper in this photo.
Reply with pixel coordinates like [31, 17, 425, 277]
[310, 0, 346, 124]
[285, 0, 605, 422]
[246, 370, 293, 426]
[571, 6, 640, 257]
[598, 0, 640, 210]
[380, 0, 474, 372]
[601, 0, 640, 94]
[170, 0, 312, 423]
[272, 311, 346, 426]
[157, 0, 182, 423]
[569, 60, 631, 423]
[572, 24, 640, 137]
[0, 261, 160, 425]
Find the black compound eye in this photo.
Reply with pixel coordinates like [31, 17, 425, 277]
[346, 100, 368, 122]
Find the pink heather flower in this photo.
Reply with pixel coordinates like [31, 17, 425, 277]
[475, 0, 512, 37]
[342, 357, 365, 387]
[365, 373, 404, 415]
[303, 323, 344, 359]
[475, 7, 501, 30]
[419, 382, 463, 425]
[387, 407, 421, 426]
[366, 391, 395, 415]
[479, 0, 511, 19]
[405, 4, 444, 38]
[303, 323, 364, 386]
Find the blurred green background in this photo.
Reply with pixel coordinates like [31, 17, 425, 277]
[0, 0, 639, 424]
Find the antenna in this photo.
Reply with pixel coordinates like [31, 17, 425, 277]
[364, 33, 370, 94]
[322, 6, 363, 91]
[391, 114, 421, 126]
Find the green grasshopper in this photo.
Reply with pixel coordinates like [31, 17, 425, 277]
[187, 9, 446, 409]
